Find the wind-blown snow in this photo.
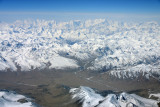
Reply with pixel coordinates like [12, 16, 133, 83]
[0, 90, 37, 107]
[0, 19, 159, 78]
[70, 86, 159, 107]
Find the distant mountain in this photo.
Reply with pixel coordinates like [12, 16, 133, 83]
[0, 19, 159, 79]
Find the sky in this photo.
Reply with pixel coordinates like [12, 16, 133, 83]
[0, 0, 160, 22]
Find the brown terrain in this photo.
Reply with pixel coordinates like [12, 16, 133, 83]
[0, 69, 160, 107]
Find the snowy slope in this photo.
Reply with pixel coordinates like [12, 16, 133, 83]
[0, 90, 38, 107]
[149, 93, 160, 101]
[70, 86, 159, 107]
[0, 19, 159, 78]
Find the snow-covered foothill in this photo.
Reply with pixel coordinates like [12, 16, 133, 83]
[70, 86, 159, 107]
[0, 90, 37, 107]
[149, 93, 160, 101]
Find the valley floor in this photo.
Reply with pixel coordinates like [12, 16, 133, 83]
[0, 70, 160, 107]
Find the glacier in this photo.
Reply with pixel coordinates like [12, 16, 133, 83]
[0, 19, 160, 79]
[70, 86, 159, 107]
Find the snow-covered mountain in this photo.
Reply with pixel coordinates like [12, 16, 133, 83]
[0, 90, 38, 107]
[0, 19, 160, 79]
[70, 86, 159, 107]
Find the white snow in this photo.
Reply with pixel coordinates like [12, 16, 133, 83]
[70, 86, 104, 107]
[149, 93, 160, 101]
[0, 90, 37, 107]
[70, 86, 159, 107]
[49, 56, 79, 69]
[110, 64, 160, 79]
[0, 19, 159, 79]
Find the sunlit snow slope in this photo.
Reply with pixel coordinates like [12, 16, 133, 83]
[0, 90, 37, 107]
[0, 19, 159, 79]
[70, 86, 159, 107]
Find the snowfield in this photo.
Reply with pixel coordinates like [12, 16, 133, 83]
[70, 86, 159, 107]
[0, 19, 160, 79]
[0, 90, 37, 107]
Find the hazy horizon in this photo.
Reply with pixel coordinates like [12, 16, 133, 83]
[0, 0, 160, 22]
